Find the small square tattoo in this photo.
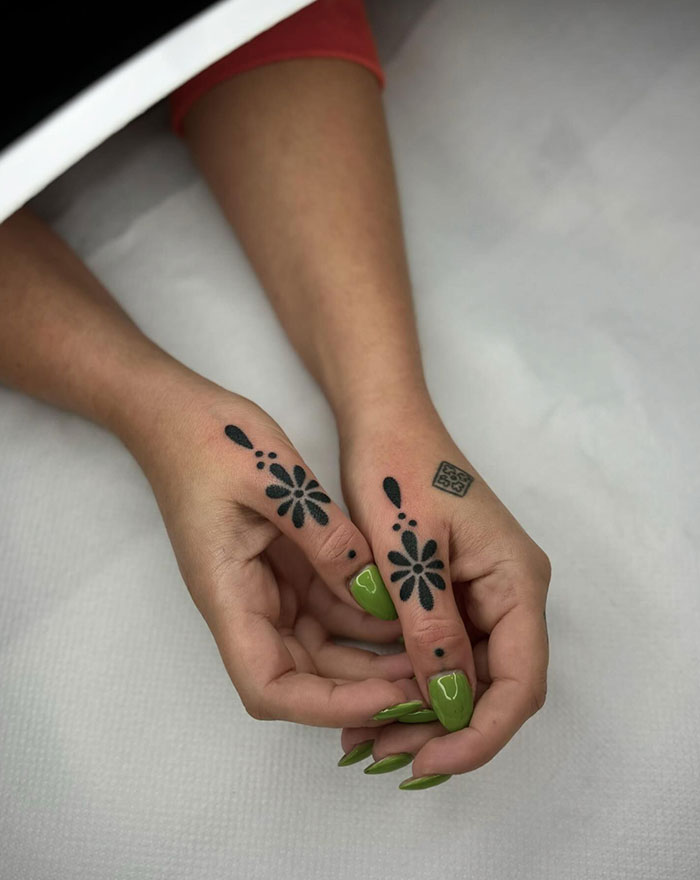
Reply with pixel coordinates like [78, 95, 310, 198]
[432, 461, 474, 497]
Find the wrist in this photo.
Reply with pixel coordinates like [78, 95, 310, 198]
[100, 351, 227, 472]
[334, 376, 443, 452]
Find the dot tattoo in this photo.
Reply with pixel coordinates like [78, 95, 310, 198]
[225, 425, 331, 529]
[432, 461, 474, 497]
[348, 550, 356, 560]
[434, 648, 445, 658]
[382, 476, 447, 612]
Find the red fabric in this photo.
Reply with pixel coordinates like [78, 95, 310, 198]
[168, 0, 384, 137]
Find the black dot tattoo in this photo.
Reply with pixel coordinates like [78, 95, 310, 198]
[348, 549, 356, 560]
[432, 461, 474, 497]
[434, 648, 444, 658]
[393, 523, 401, 531]
[382, 475, 447, 612]
[225, 425, 332, 529]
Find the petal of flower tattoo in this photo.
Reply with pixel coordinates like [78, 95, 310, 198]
[387, 530, 446, 611]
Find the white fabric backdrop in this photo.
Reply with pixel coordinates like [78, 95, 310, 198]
[2, 0, 699, 877]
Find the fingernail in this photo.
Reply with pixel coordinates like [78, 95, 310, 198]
[349, 564, 397, 620]
[337, 739, 374, 766]
[398, 708, 439, 724]
[364, 752, 413, 775]
[399, 774, 452, 791]
[397, 635, 405, 645]
[372, 699, 424, 721]
[428, 669, 473, 732]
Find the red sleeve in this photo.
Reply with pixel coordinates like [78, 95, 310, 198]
[169, 0, 384, 138]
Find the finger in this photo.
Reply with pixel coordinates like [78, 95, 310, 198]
[338, 717, 446, 772]
[293, 613, 414, 681]
[223, 422, 397, 619]
[306, 577, 403, 643]
[208, 559, 414, 727]
[409, 603, 549, 776]
[368, 475, 477, 732]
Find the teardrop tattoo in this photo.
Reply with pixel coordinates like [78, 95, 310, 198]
[225, 425, 331, 528]
[382, 476, 446, 612]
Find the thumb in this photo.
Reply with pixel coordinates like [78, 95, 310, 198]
[224, 423, 398, 620]
[368, 475, 477, 731]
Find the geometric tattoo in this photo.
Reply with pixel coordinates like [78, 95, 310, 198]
[432, 460, 474, 497]
[225, 424, 331, 529]
[382, 476, 446, 612]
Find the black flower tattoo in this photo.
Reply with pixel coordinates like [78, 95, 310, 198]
[265, 463, 330, 528]
[225, 424, 331, 529]
[388, 530, 445, 612]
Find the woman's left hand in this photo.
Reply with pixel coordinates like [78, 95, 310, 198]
[336, 399, 551, 785]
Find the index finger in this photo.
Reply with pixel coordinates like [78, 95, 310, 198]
[407, 603, 549, 777]
[207, 560, 419, 728]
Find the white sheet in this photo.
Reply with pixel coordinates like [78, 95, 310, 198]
[3, 0, 699, 877]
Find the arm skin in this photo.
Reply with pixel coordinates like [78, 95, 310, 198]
[180, 58, 431, 432]
[0, 207, 420, 727]
[182, 58, 551, 782]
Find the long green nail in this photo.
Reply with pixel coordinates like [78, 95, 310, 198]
[428, 670, 473, 732]
[364, 753, 413, 775]
[349, 564, 397, 620]
[372, 699, 424, 721]
[398, 708, 439, 724]
[338, 740, 374, 766]
[399, 774, 452, 791]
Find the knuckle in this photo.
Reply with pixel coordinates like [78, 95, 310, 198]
[313, 520, 357, 568]
[243, 695, 272, 722]
[409, 616, 465, 652]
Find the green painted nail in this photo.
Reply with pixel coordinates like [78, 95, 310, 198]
[349, 564, 397, 620]
[428, 670, 473, 732]
[397, 635, 405, 645]
[338, 740, 374, 766]
[372, 699, 424, 721]
[364, 752, 413, 775]
[399, 774, 452, 791]
[398, 708, 439, 724]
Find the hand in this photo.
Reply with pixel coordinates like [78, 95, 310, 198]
[128, 380, 420, 727]
[336, 396, 551, 785]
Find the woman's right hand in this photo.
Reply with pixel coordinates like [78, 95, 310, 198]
[126, 378, 421, 727]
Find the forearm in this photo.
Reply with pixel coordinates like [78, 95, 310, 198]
[0, 208, 216, 463]
[182, 59, 434, 432]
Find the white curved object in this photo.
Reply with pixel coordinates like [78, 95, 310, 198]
[0, 0, 311, 223]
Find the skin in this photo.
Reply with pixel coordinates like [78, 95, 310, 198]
[182, 59, 551, 777]
[0, 208, 417, 727]
[0, 58, 550, 776]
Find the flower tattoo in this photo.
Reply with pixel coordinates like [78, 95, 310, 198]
[382, 475, 447, 612]
[225, 424, 331, 529]
[265, 464, 330, 528]
[388, 531, 445, 611]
